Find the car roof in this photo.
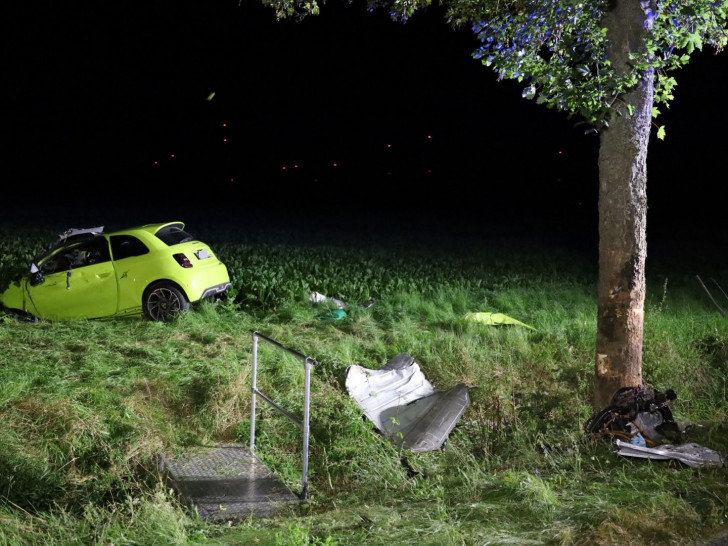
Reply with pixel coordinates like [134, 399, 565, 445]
[34, 222, 187, 264]
[42, 226, 105, 255]
[45, 222, 185, 253]
[56, 226, 104, 244]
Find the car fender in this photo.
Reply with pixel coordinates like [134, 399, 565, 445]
[145, 272, 219, 304]
[1, 279, 41, 317]
[142, 278, 188, 301]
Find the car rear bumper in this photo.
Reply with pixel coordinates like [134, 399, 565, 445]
[200, 282, 232, 300]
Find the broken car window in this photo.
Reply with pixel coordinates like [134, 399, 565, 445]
[39, 238, 111, 274]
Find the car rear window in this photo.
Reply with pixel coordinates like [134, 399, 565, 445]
[155, 224, 195, 246]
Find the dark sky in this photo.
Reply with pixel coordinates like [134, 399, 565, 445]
[4, 0, 727, 243]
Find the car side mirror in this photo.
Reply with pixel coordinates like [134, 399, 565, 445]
[29, 263, 45, 286]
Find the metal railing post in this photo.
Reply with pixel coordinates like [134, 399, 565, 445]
[249, 330, 317, 499]
[301, 357, 313, 498]
[250, 332, 259, 452]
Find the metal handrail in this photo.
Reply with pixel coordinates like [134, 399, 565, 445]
[250, 330, 317, 499]
[697, 275, 728, 316]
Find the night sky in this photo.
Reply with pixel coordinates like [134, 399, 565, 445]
[4, 0, 728, 246]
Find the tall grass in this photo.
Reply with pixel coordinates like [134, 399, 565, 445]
[1, 222, 727, 545]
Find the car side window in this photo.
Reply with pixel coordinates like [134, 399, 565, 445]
[78, 237, 112, 266]
[110, 235, 149, 261]
[39, 238, 111, 274]
[39, 251, 72, 275]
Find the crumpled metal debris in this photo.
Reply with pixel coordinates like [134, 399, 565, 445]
[615, 440, 724, 469]
[585, 385, 681, 445]
[587, 385, 724, 468]
[345, 353, 470, 452]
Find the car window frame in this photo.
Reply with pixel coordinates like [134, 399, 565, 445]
[110, 234, 150, 261]
[38, 237, 112, 275]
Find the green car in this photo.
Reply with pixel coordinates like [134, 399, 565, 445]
[1, 222, 231, 322]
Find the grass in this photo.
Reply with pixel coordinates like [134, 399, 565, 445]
[1, 220, 728, 545]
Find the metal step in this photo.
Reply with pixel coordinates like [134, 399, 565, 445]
[160, 444, 300, 521]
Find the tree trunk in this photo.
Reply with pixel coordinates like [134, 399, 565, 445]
[594, 1, 654, 409]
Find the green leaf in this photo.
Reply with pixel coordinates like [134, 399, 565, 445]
[652, 107, 661, 118]
[693, 34, 703, 51]
[657, 125, 666, 140]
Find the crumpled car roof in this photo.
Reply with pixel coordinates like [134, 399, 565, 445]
[345, 353, 470, 452]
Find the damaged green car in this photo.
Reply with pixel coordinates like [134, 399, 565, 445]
[1, 222, 231, 322]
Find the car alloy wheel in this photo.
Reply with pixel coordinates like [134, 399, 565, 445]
[143, 283, 189, 322]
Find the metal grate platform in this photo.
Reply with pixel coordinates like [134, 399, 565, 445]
[159, 445, 300, 521]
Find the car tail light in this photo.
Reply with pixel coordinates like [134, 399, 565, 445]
[173, 253, 193, 268]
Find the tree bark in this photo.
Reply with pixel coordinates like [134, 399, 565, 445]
[594, 0, 654, 409]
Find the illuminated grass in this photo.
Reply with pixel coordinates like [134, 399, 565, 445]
[1, 224, 727, 544]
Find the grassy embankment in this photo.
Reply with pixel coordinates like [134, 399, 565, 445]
[1, 222, 727, 545]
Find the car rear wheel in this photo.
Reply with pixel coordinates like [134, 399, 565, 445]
[143, 283, 189, 322]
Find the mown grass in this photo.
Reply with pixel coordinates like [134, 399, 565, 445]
[1, 220, 727, 545]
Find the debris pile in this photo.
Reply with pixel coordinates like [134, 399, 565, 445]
[585, 385, 723, 468]
[309, 291, 374, 321]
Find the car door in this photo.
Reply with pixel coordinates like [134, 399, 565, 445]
[28, 237, 118, 319]
[109, 234, 152, 313]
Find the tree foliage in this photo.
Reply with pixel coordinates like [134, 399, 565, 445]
[456, 0, 728, 133]
[261, 0, 728, 137]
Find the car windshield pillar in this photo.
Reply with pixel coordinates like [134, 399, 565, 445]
[29, 263, 44, 286]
